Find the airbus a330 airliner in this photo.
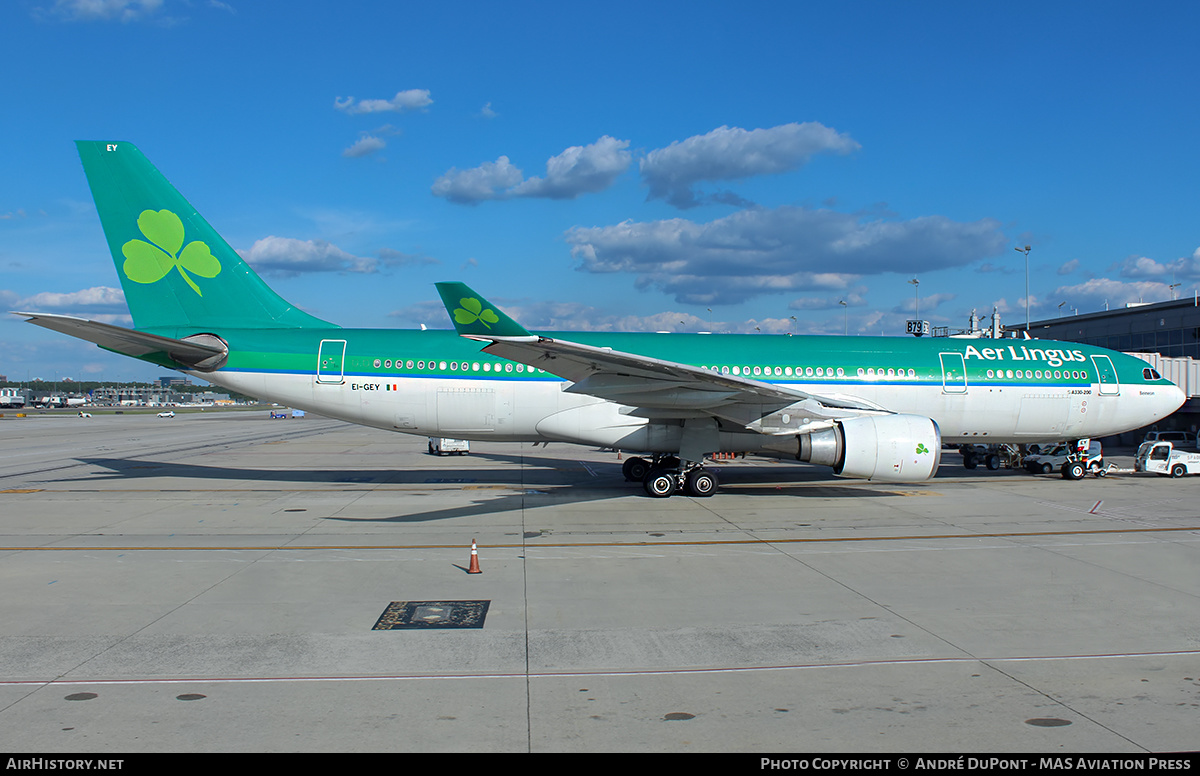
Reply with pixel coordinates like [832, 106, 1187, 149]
[16, 142, 1187, 497]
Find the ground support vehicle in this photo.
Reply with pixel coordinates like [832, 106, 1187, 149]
[1135, 441, 1200, 477]
[1023, 440, 1104, 479]
[428, 438, 470, 456]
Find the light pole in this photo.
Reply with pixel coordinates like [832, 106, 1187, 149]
[839, 299, 848, 335]
[908, 278, 920, 319]
[1015, 245, 1031, 330]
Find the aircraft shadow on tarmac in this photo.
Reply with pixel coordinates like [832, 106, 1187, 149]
[72, 452, 902, 523]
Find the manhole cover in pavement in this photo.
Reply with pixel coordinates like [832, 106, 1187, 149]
[373, 600, 491, 630]
[1025, 717, 1072, 727]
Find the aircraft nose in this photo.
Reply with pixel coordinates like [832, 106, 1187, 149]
[1165, 382, 1187, 415]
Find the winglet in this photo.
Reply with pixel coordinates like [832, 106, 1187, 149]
[435, 282, 531, 338]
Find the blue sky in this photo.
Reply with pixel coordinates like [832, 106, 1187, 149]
[3, 0, 1200, 383]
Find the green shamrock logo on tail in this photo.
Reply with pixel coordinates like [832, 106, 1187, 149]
[915, 443, 930, 455]
[121, 209, 221, 296]
[453, 297, 500, 329]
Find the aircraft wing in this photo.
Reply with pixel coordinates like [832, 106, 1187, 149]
[433, 283, 886, 430]
[14, 312, 227, 367]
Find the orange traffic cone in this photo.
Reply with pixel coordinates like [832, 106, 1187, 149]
[467, 539, 482, 574]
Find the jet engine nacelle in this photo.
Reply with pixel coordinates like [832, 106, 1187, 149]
[765, 413, 942, 482]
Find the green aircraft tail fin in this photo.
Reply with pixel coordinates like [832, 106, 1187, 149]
[75, 141, 333, 331]
[434, 282, 531, 338]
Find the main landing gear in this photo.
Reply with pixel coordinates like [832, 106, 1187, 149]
[622, 455, 718, 498]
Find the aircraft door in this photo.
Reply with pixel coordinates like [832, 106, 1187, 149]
[1091, 355, 1119, 396]
[317, 339, 347, 384]
[939, 352, 968, 394]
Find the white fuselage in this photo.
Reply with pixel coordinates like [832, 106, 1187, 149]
[197, 366, 1183, 452]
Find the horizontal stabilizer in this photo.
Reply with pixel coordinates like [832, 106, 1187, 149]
[14, 312, 227, 369]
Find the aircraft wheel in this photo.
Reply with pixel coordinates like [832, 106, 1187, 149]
[986, 454, 1000, 470]
[643, 469, 678, 498]
[684, 469, 718, 497]
[1062, 461, 1085, 480]
[1171, 464, 1187, 478]
[622, 457, 650, 482]
[963, 454, 977, 470]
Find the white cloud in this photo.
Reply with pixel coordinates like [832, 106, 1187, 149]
[509, 137, 631, 199]
[391, 297, 811, 335]
[334, 89, 432, 115]
[431, 156, 524, 204]
[1057, 258, 1081, 276]
[1054, 277, 1172, 308]
[239, 236, 377, 277]
[479, 102, 498, 119]
[39, 0, 164, 22]
[432, 137, 632, 204]
[18, 285, 127, 313]
[10, 285, 131, 324]
[343, 136, 386, 158]
[640, 123, 860, 208]
[1110, 248, 1200, 284]
[1115, 255, 1172, 279]
[566, 206, 1007, 305]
